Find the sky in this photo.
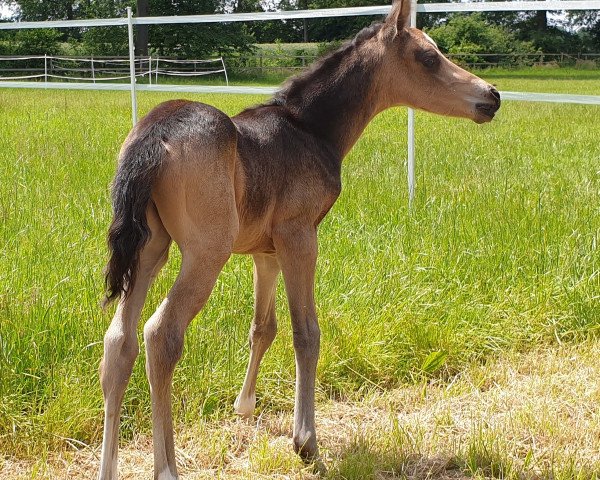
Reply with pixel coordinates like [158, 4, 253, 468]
[1, 5, 15, 19]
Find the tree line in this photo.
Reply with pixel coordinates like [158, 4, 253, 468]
[0, 0, 598, 61]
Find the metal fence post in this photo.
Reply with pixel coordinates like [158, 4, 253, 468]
[127, 7, 138, 126]
[221, 57, 229, 86]
[44, 53, 48, 85]
[407, 0, 417, 206]
[148, 55, 152, 85]
[155, 55, 159, 84]
[91, 56, 96, 83]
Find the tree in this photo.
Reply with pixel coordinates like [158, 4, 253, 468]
[568, 10, 600, 52]
[229, 0, 303, 44]
[78, 1, 132, 55]
[147, 0, 255, 57]
[0, 0, 255, 57]
[305, 0, 381, 42]
[3, 0, 86, 42]
[427, 14, 537, 66]
[5, 0, 78, 21]
[136, 0, 149, 56]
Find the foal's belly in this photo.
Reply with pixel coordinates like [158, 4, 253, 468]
[232, 217, 275, 255]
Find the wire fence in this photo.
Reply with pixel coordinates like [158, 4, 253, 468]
[448, 52, 600, 69]
[0, 55, 228, 84]
[228, 51, 600, 74]
[2, 51, 596, 84]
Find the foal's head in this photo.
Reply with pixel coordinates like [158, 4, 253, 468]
[375, 0, 500, 123]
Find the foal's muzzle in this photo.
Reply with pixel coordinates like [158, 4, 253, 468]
[475, 87, 501, 123]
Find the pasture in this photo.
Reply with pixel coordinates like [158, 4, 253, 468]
[1, 72, 599, 478]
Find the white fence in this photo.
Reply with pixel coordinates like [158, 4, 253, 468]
[1, 1, 599, 201]
[0, 55, 228, 84]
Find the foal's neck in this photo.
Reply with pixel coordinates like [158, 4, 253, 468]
[280, 43, 384, 160]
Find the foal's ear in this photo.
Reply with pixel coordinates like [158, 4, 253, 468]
[385, 0, 412, 34]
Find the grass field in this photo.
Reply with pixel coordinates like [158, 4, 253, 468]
[0, 70, 599, 478]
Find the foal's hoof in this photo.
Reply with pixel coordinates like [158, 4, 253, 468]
[156, 467, 179, 480]
[293, 433, 319, 462]
[233, 394, 255, 420]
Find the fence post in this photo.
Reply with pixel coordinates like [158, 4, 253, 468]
[91, 56, 96, 83]
[148, 55, 152, 85]
[221, 57, 229, 86]
[155, 55, 159, 84]
[407, 0, 417, 206]
[44, 54, 48, 85]
[127, 7, 137, 126]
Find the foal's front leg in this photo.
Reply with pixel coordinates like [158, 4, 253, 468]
[274, 226, 320, 460]
[234, 253, 280, 418]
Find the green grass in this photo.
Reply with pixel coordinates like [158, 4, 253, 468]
[480, 68, 600, 94]
[0, 70, 599, 469]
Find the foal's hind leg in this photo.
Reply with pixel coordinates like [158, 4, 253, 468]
[143, 246, 232, 479]
[143, 151, 238, 479]
[234, 253, 280, 418]
[99, 203, 171, 480]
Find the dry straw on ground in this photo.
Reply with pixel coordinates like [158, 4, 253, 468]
[3, 339, 600, 479]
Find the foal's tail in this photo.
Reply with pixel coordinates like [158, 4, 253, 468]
[103, 124, 166, 307]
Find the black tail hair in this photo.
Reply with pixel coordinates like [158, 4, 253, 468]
[103, 126, 166, 306]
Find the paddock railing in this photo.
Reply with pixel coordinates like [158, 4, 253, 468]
[228, 51, 600, 72]
[1, 1, 599, 202]
[4, 52, 595, 82]
[0, 55, 228, 84]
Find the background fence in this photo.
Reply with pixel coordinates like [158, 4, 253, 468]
[0, 55, 228, 84]
[1, 1, 599, 201]
[229, 51, 600, 74]
[1, 51, 598, 83]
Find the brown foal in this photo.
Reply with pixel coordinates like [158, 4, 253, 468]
[98, 0, 500, 478]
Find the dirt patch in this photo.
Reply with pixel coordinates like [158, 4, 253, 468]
[3, 340, 600, 479]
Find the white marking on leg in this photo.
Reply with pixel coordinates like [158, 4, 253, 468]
[234, 391, 256, 419]
[157, 467, 178, 480]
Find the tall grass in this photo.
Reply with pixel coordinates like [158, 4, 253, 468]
[0, 76, 598, 458]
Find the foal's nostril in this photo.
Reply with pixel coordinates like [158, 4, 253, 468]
[490, 87, 501, 105]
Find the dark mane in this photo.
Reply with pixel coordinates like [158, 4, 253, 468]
[247, 22, 384, 111]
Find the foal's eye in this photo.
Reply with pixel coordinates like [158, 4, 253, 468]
[415, 50, 439, 70]
[422, 53, 438, 69]
[423, 56, 436, 67]
[415, 49, 440, 70]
